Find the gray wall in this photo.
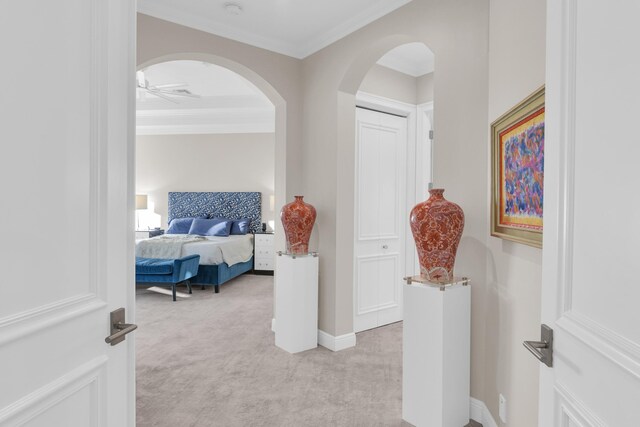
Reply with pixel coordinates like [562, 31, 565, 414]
[359, 64, 434, 105]
[486, 0, 546, 425]
[136, 133, 275, 227]
[300, 0, 489, 387]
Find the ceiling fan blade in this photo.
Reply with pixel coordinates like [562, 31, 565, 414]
[152, 83, 187, 89]
[152, 89, 201, 99]
[147, 90, 179, 103]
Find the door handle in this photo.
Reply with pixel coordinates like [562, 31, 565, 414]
[523, 324, 553, 367]
[382, 245, 388, 249]
[105, 308, 137, 346]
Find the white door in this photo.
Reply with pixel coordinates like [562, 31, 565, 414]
[0, 1, 136, 426]
[537, 1, 640, 426]
[354, 108, 408, 333]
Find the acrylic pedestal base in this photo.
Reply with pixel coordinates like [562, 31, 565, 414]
[402, 276, 470, 427]
[274, 252, 319, 354]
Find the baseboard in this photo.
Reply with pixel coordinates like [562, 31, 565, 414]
[317, 329, 356, 352]
[271, 320, 356, 351]
[470, 397, 498, 427]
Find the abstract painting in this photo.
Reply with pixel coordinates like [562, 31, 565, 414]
[491, 86, 545, 248]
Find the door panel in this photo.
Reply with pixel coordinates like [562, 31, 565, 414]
[540, 1, 640, 425]
[354, 108, 407, 333]
[0, 0, 136, 425]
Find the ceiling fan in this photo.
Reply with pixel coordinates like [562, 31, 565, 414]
[136, 70, 200, 103]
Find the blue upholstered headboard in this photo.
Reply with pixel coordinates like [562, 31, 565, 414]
[168, 192, 262, 233]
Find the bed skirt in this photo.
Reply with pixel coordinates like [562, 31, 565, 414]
[192, 257, 254, 293]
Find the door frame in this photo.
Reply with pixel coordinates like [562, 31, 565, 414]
[353, 92, 420, 332]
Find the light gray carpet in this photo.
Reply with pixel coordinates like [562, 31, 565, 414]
[136, 274, 480, 427]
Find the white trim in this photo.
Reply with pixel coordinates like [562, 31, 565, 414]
[0, 356, 107, 425]
[137, 1, 412, 59]
[136, 123, 275, 135]
[271, 321, 356, 351]
[469, 398, 498, 427]
[555, 382, 607, 427]
[556, 312, 640, 381]
[353, 91, 417, 333]
[136, 107, 275, 135]
[356, 91, 417, 117]
[317, 330, 356, 352]
[0, 296, 106, 346]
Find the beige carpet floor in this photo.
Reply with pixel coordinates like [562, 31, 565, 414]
[136, 274, 480, 427]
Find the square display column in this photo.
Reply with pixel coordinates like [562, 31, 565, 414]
[274, 252, 319, 353]
[402, 276, 471, 427]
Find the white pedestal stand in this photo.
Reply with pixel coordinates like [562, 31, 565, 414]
[402, 276, 471, 427]
[274, 252, 319, 353]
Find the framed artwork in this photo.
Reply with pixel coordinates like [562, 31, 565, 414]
[491, 86, 545, 248]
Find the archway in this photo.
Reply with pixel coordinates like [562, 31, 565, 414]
[335, 36, 437, 336]
[137, 52, 288, 254]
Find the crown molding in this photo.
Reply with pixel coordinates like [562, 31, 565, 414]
[297, 0, 413, 58]
[136, 107, 275, 135]
[137, 0, 413, 59]
[137, 4, 298, 58]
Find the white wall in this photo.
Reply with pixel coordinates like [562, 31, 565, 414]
[485, 1, 546, 426]
[136, 133, 275, 228]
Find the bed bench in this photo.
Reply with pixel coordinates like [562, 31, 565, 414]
[135, 255, 200, 301]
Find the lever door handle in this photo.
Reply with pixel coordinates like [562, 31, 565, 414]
[523, 324, 553, 367]
[105, 308, 137, 346]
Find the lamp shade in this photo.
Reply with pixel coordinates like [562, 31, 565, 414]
[136, 194, 148, 210]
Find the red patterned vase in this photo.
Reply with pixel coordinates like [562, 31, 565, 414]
[280, 196, 316, 255]
[410, 188, 464, 283]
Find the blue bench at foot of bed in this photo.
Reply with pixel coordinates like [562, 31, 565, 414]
[193, 257, 254, 294]
[136, 255, 200, 301]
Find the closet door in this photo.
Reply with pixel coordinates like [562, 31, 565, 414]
[354, 107, 408, 333]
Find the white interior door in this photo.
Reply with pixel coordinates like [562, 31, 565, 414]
[538, 1, 640, 425]
[0, 1, 136, 426]
[354, 107, 407, 333]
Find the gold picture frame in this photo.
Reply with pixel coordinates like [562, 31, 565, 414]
[490, 86, 545, 248]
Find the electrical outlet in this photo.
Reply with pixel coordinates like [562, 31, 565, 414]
[499, 394, 507, 423]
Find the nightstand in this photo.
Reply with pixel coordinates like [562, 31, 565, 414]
[253, 232, 275, 275]
[135, 229, 164, 239]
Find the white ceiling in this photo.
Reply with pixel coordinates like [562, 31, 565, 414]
[136, 60, 275, 135]
[137, 0, 414, 59]
[377, 43, 435, 77]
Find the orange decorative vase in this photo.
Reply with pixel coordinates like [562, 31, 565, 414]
[410, 188, 464, 283]
[280, 196, 316, 255]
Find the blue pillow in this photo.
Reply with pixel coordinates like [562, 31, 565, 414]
[167, 217, 196, 234]
[188, 218, 232, 237]
[231, 218, 251, 235]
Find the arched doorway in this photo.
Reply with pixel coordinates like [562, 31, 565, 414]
[350, 42, 436, 332]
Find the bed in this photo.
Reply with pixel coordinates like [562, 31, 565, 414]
[136, 191, 262, 293]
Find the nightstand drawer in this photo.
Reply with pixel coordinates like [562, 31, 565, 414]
[254, 247, 274, 257]
[254, 258, 274, 271]
[254, 233, 274, 246]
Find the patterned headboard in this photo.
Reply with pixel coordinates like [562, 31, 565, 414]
[168, 192, 262, 233]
